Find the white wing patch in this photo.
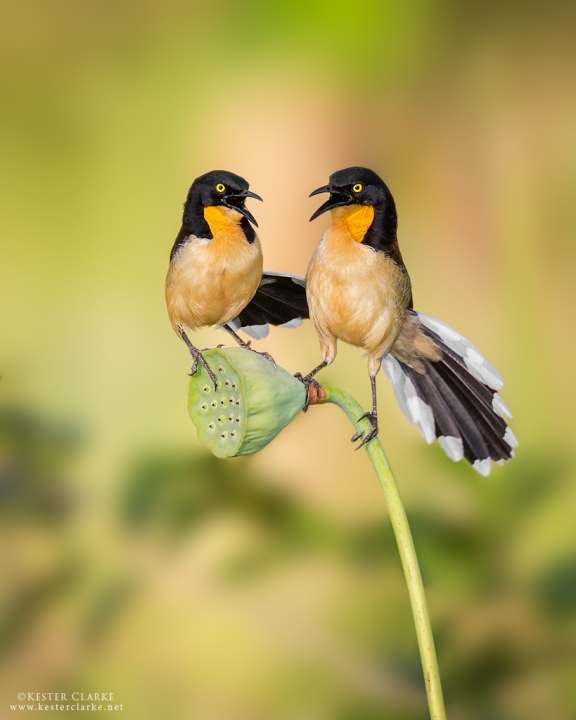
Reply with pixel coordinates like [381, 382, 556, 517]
[227, 317, 242, 333]
[240, 324, 270, 340]
[260, 271, 306, 288]
[417, 313, 504, 391]
[226, 317, 269, 339]
[278, 317, 303, 329]
[231, 317, 302, 338]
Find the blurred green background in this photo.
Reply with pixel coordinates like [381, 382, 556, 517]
[1, 1, 576, 718]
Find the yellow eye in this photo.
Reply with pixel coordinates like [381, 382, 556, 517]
[216, 183, 226, 193]
[353, 183, 363, 193]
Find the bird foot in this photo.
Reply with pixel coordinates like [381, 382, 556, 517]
[236, 339, 276, 366]
[252, 348, 276, 365]
[294, 373, 324, 412]
[188, 347, 218, 390]
[351, 412, 379, 448]
[219, 340, 275, 366]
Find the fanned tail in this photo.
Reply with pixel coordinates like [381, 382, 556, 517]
[228, 272, 309, 339]
[382, 311, 517, 475]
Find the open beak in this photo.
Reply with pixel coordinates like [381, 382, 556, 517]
[309, 184, 353, 221]
[225, 189, 263, 227]
[309, 184, 331, 198]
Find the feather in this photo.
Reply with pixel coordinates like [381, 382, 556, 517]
[384, 312, 516, 474]
[230, 272, 309, 338]
[381, 355, 435, 443]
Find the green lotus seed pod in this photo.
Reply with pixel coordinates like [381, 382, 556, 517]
[188, 347, 306, 458]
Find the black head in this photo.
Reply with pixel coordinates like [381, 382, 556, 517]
[184, 170, 262, 227]
[309, 167, 395, 222]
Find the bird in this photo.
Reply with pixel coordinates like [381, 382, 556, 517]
[299, 166, 517, 475]
[165, 170, 309, 387]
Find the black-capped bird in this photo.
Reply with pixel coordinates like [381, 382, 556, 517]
[165, 170, 309, 386]
[299, 167, 517, 475]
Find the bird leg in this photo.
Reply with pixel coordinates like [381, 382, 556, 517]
[223, 325, 276, 365]
[351, 375, 379, 447]
[180, 330, 218, 389]
[294, 360, 328, 412]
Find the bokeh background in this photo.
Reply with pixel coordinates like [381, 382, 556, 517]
[1, 1, 576, 718]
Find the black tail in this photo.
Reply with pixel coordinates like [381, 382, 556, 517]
[228, 272, 309, 340]
[382, 312, 517, 475]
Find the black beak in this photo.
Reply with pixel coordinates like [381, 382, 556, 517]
[241, 189, 264, 202]
[225, 189, 263, 227]
[309, 184, 353, 222]
[309, 184, 331, 198]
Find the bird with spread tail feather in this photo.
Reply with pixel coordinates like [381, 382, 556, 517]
[298, 166, 517, 475]
[165, 167, 517, 476]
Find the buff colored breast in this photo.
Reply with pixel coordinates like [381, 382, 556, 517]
[306, 206, 411, 360]
[165, 206, 263, 332]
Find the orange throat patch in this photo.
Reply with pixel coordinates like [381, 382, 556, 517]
[204, 205, 234, 235]
[344, 205, 375, 242]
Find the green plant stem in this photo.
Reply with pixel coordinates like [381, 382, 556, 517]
[321, 384, 447, 720]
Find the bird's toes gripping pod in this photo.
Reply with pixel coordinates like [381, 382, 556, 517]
[188, 347, 307, 457]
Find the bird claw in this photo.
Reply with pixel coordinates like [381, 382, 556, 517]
[294, 373, 322, 412]
[254, 349, 276, 366]
[188, 348, 218, 390]
[351, 412, 379, 448]
[233, 338, 276, 366]
[356, 427, 379, 448]
[241, 344, 276, 366]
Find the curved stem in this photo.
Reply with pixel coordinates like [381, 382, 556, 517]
[321, 384, 447, 720]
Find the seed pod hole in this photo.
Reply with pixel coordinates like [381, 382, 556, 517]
[188, 347, 306, 458]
